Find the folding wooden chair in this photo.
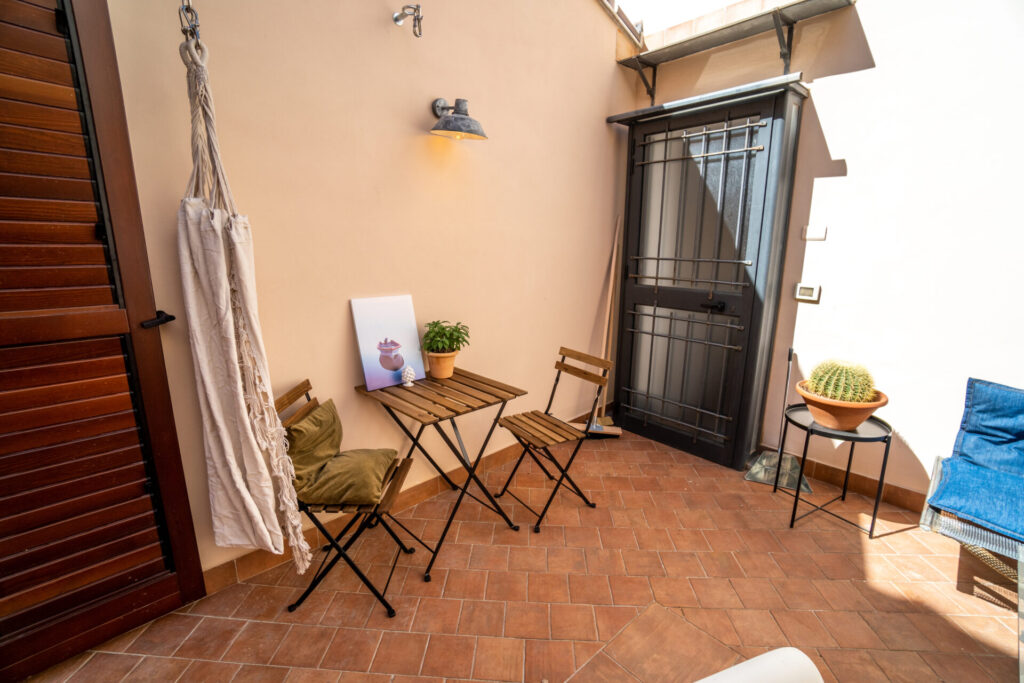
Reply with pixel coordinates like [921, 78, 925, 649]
[495, 347, 612, 531]
[275, 380, 414, 617]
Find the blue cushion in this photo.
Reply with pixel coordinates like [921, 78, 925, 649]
[953, 378, 1024, 476]
[927, 457, 1024, 543]
[926, 377, 1024, 543]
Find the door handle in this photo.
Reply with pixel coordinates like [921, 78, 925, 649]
[699, 301, 727, 313]
[141, 310, 176, 329]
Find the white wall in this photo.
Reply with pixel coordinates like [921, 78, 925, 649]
[651, 0, 1024, 492]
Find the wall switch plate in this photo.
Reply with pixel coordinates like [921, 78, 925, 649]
[802, 224, 828, 241]
[795, 283, 821, 303]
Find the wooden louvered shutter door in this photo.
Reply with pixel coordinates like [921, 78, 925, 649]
[0, 0, 204, 678]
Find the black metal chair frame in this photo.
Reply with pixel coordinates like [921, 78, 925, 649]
[496, 348, 610, 532]
[277, 381, 414, 617]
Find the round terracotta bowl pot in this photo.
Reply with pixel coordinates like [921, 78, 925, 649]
[795, 380, 889, 432]
[427, 351, 458, 379]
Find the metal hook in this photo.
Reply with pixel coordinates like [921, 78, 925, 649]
[392, 4, 423, 38]
[179, 2, 200, 41]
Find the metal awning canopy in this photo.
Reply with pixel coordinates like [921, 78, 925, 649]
[607, 73, 808, 125]
[619, 0, 854, 68]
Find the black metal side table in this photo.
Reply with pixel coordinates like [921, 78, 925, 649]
[773, 403, 893, 538]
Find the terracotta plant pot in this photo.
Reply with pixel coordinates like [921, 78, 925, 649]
[427, 351, 458, 379]
[795, 380, 888, 432]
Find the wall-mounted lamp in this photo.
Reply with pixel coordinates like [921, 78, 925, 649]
[430, 98, 487, 140]
[393, 4, 422, 37]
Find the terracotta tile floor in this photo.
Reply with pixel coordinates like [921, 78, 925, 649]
[33, 431, 1020, 682]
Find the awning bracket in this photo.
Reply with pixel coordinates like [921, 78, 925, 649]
[771, 9, 796, 74]
[626, 57, 657, 105]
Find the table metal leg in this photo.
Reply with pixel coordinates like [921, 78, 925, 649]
[772, 418, 791, 493]
[868, 435, 892, 538]
[422, 403, 519, 581]
[841, 442, 856, 501]
[789, 431, 812, 528]
[446, 414, 518, 529]
[383, 406, 458, 490]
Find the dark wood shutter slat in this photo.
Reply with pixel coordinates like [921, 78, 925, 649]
[0, 283, 113, 311]
[0, 172, 94, 199]
[0, 98, 83, 132]
[0, 22, 68, 61]
[0, 443, 141, 495]
[18, 0, 60, 10]
[0, 72, 77, 109]
[0, 336, 120, 368]
[0, 495, 151, 559]
[0, 123, 87, 155]
[0, 220, 97, 242]
[1, 572, 177, 671]
[0, 410, 133, 455]
[0, 477, 147, 536]
[0, 46, 73, 85]
[0, 197, 98, 221]
[0, 527, 161, 595]
[0, 0, 62, 35]
[0, 511, 156, 578]
[0, 373, 129, 412]
[0, 391, 132, 432]
[0, 307, 128, 345]
[0, 244, 105, 265]
[0, 148, 90, 177]
[0, 460, 146, 519]
[0, 543, 165, 627]
[0, 353, 122, 390]
[0, 428, 137, 477]
[0, 265, 109, 288]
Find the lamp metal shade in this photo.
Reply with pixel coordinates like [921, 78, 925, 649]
[430, 98, 487, 140]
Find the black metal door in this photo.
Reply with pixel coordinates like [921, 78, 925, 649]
[615, 90, 801, 468]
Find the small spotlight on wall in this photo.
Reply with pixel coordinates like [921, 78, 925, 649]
[430, 98, 487, 141]
[393, 4, 422, 37]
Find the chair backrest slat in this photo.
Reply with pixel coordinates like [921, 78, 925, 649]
[379, 457, 412, 512]
[282, 396, 320, 428]
[554, 360, 607, 386]
[558, 346, 612, 370]
[275, 378, 312, 413]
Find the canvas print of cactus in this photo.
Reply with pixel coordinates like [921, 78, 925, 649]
[350, 295, 426, 391]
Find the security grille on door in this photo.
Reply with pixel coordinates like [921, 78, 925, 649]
[609, 75, 807, 468]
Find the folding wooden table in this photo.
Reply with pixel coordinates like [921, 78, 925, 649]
[356, 368, 526, 580]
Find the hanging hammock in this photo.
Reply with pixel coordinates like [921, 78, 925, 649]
[177, 38, 311, 573]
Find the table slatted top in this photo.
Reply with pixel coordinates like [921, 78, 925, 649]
[357, 368, 527, 425]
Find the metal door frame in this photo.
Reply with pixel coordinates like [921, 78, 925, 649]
[610, 79, 807, 469]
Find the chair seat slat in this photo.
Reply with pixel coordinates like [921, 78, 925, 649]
[530, 411, 585, 440]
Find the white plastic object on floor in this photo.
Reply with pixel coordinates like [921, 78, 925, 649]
[696, 647, 824, 683]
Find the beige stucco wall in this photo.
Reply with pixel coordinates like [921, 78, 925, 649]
[647, 0, 1024, 493]
[107, 0, 634, 570]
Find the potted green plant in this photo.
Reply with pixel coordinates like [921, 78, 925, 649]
[422, 320, 469, 379]
[795, 360, 888, 431]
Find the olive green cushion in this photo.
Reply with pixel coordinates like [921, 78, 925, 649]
[296, 448, 397, 505]
[285, 399, 343, 493]
[285, 399, 397, 505]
